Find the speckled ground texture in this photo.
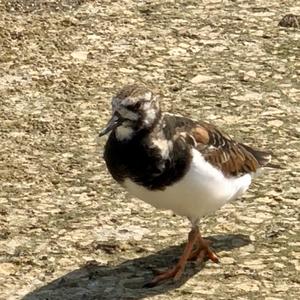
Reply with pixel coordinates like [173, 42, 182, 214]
[0, 0, 299, 299]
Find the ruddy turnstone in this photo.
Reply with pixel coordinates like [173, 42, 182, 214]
[98, 84, 271, 286]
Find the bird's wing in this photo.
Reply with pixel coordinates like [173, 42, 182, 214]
[163, 114, 271, 176]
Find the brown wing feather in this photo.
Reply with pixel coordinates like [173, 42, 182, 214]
[189, 122, 270, 176]
[162, 114, 271, 176]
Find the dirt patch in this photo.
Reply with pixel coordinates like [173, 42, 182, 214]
[2, 0, 88, 14]
[0, 0, 299, 299]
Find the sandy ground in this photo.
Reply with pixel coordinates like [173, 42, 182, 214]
[0, 0, 299, 299]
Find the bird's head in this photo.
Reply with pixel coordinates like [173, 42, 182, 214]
[99, 84, 161, 140]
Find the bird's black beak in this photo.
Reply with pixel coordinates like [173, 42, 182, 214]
[98, 113, 122, 137]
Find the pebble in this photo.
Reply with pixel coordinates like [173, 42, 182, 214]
[221, 257, 235, 265]
[71, 50, 89, 61]
[268, 120, 284, 127]
[190, 74, 220, 84]
[0, 263, 16, 275]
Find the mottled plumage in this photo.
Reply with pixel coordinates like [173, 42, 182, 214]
[98, 84, 271, 286]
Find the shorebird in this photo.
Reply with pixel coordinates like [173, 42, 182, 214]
[98, 84, 271, 286]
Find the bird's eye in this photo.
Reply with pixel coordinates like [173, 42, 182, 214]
[135, 102, 142, 109]
[127, 102, 142, 111]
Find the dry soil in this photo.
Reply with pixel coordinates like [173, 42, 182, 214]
[0, 1, 299, 299]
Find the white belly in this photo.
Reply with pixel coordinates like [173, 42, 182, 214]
[123, 149, 252, 220]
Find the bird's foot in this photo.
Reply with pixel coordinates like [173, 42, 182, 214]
[188, 238, 219, 263]
[144, 227, 199, 287]
[144, 229, 219, 288]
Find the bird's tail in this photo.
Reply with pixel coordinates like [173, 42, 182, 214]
[241, 143, 273, 167]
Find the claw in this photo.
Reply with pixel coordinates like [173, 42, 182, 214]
[207, 249, 219, 263]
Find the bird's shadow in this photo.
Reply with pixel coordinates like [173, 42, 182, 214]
[22, 234, 250, 300]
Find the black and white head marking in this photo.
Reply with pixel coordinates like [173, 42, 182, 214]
[99, 84, 161, 141]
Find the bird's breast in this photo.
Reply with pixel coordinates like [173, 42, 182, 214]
[103, 132, 191, 190]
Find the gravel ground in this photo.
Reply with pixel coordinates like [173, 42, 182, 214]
[0, 1, 299, 299]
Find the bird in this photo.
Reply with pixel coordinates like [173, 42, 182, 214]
[98, 84, 271, 287]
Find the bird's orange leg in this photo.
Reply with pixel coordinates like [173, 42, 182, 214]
[145, 227, 199, 287]
[188, 232, 219, 263]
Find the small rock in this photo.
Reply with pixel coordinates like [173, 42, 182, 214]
[178, 42, 190, 49]
[119, 68, 136, 74]
[221, 257, 235, 265]
[0, 263, 16, 275]
[246, 70, 257, 78]
[268, 120, 284, 127]
[168, 47, 187, 56]
[71, 50, 89, 61]
[243, 259, 266, 270]
[211, 45, 227, 52]
[273, 262, 285, 269]
[222, 115, 241, 124]
[190, 74, 218, 84]
[291, 259, 300, 271]
[278, 14, 300, 28]
[274, 282, 290, 292]
[241, 244, 255, 252]
[231, 92, 262, 101]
